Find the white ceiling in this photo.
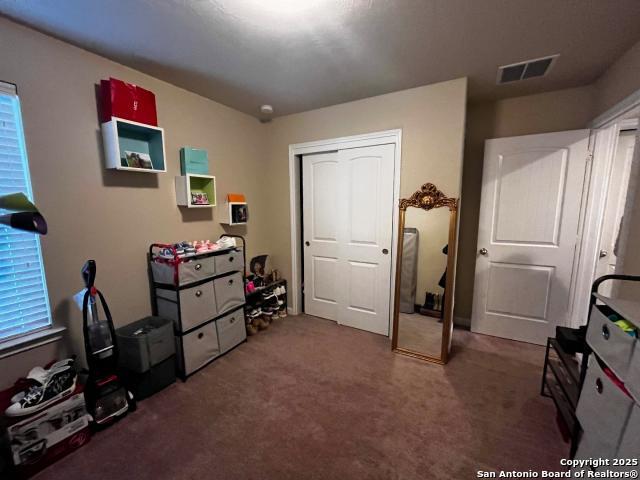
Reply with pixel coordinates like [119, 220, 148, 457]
[2, 0, 640, 117]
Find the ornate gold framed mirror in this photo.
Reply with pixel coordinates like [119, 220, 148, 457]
[391, 183, 458, 364]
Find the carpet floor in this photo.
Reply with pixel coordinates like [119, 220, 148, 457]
[34, 314, 567, 480]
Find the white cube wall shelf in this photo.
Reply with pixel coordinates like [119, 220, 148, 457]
[101, 117, 167, 173]
[219, 201, 248, 225]
[175, 174, 216, 208]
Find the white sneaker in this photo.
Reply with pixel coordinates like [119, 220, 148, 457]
[10, 359, 75, 404]
[6, 360, 77, 417]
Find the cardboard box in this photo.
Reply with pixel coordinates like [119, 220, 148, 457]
[3, 386, 91, 477]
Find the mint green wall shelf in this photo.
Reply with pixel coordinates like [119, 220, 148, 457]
[175, 174, 216, 208]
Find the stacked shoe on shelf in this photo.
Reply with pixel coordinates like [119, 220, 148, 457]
[262, 287, 287, 320]
[245, 306, 264, 334]
[244, 284, 288, 336]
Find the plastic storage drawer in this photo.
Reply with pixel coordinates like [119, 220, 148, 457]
[120, 355, 176, 400]
[216, 308, 246, 353]
[116, 316, 175, 373]
[213, 272, 244, 314]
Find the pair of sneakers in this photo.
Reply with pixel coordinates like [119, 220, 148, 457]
[217, 236, 236, 250]
[6, 359, 77, 417]
[273, 285, 286, 297]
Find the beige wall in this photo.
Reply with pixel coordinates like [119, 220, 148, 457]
[594, 38, 640, 116]
[262, 78, 468, 309]
[455, 86, 596, 324]
[0, 18, 270, 388]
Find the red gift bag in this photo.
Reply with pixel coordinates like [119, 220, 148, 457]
[100, 77, 158, 125]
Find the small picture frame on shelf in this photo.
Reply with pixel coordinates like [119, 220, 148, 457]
[191, 192, 210, 205]
[124, 150, 153, 169]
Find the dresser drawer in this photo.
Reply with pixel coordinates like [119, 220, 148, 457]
[179, 257, 216, 285]
[151, 256, 215, 286]
[574, 430, 609, 462]
[214, 249, 243, 276]
[586, 305, 636, 382]
[177, 321, 220, 376]
[157, 282, 217, 332]
[576, 358, 634, 456]
[217, 308, 246, 353]
[617, 403, 640, 459]
[627, 348, 640, 402]
[214, 272, 244, 314]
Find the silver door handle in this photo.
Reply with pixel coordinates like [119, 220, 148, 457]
[479, 248, 488, 255]
[599, 249, 608, 258]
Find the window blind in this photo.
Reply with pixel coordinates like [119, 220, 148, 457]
[0, 83, 52, 342]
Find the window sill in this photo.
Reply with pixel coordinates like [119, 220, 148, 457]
[0, 327, 66, 359]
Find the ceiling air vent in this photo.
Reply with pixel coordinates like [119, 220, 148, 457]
[497, 55, 559, 84]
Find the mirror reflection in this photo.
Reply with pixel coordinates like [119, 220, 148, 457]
[396, 207, 450, 358]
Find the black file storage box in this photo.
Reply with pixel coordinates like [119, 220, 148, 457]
[120, 355, 176, 400]
[116, 316, 176, 399]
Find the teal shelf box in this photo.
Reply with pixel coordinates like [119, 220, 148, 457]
[101, 117, 166, 172]
[180, 147, 209, 175]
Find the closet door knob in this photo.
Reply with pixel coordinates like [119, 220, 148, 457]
[479, 248, 488, 255]
[195, 264, 202, 270]
[382, 248, 389, 255]
[195, 290, 203, 297]
[305, 241, 310, 247]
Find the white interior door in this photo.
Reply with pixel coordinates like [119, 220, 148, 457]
[303, 152, 340, 321]
[471, 130, 590, 345]
[303, 144, 395, 335]
[596, 130, 636, 296]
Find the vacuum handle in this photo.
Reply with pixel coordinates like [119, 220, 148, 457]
[82, 260, 97, 289]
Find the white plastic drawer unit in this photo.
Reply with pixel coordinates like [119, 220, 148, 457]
[156, 282, 218, 332]
[216, 308, 246, 354]
[213, 272, 244, 314]
[587, 304, 637, 382]
[176, 321, 220, 376]
[576, 357, 636, 458]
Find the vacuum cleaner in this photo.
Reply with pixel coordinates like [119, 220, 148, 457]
[81, 260, 135, 425]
